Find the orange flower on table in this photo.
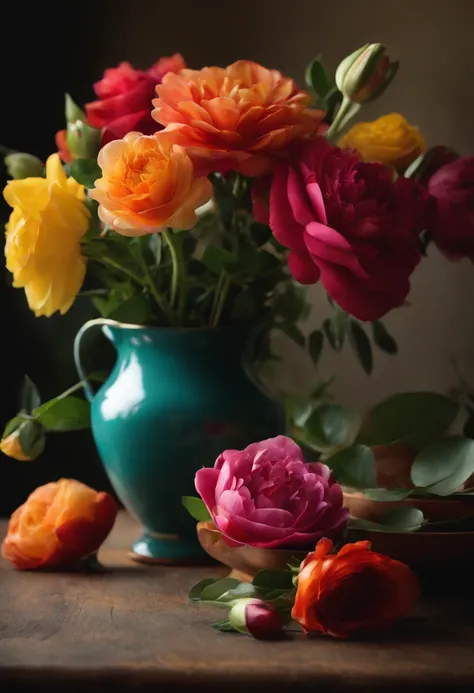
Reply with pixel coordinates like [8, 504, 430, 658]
[292, 538, 419, 638]
[152, 60, 324, 177]
[1, 479, 118, 570]
[338, 113, 426, 173]
[89, 131, 212, 236]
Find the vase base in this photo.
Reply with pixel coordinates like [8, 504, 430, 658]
[130, 531, 212, 565]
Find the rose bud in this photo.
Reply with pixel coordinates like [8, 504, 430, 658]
[335, 43, 398, 104]
[229, 598, 283, 639]
[4, 153, 44, 180]
[1, 479, 118, 570]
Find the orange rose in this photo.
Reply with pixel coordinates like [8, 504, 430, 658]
[90, 131, 212, 236]
[152, 60, 324, 177]
[1, 479, 118, 570]
[292, 538, 419, 638]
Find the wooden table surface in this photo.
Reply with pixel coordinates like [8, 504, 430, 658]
[1, 513, 474, 692]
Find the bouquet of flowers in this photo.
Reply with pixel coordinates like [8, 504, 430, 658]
[1, 42, 473, 465]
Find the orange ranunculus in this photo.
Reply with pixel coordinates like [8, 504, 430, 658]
[89, 131, 212, 236]
[1, 479, 118, 570]
[292, 538, 419, 638]
[152, 60, 325, 177]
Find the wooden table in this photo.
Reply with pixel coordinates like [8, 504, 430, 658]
[1, 513, 474, 692]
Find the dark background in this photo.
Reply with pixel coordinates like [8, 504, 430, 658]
[1, 0, 473, 516]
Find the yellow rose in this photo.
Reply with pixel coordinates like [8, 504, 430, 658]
[0, 430, 31, 461]
[338, 113, 426, 173]
[3, 154, 90, 317]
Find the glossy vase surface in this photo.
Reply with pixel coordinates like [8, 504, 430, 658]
[74, 320, 285, 563]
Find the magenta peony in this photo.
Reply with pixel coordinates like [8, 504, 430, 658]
[427, 156, 474, 261]
[195, 435, 349, 549]
[269, 137, 426, 321]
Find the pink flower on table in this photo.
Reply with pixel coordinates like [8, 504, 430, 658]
[268, 137, 427, 321]
[195, 435, 349, 549]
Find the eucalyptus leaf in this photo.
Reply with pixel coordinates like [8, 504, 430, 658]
[285, 395, 312, 428]
[323, 318, 337, 350]
[358, 392, 459, 448]
[199, 578, 242, 602]
[348, 320, 373, 374]
[181, 496, 212, 522]
[308, 330, 324, 367]
[330, 307, 348, 351]
[189, 579, 217, 602]
[325, 444, 376, 488]
[304, 404, 358, 451]
[362, 488, 413, 501]
[348, 506, 424, 532]
[371, 320, 398, 354]
[33, 396, 90, 432]
[411, 437, 474, 496]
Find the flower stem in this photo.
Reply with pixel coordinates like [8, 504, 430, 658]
[164, 229, 180, 309]
[326, 97, 359, 142]
[211, 273, 232, 328]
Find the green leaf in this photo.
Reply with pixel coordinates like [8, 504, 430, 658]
[274, 286, 307, 323]
[181, 496, 212, 522]
[107, 293, 154, 325]
[189, 578, 217, 602]
[33, 396, 90, 432]
[411, 437, 474, 496]
[199, 578, 241, 602]
[2, 415, 26, 439]
[65, 93, 85, 123]
[349, 506, 424, 532]
[348, 320, 373, 374]
[308, 330, 324, 368]
[362, 488, 413, 501]
[276, 323, 305, 348]
[18, 420, 45, 459]
[87, 370, 109, 383]
[311, 375, 335, 401]
[322, 318, 337, 349]
[202, 245, 235, 275]
[304, 404, 358, 451]
[285, 395, 312, 428]
[226, 583, 259, 600]
[252, 569, 294, 591]
[305, 57, 332, 99]
[325, 445, 376, 488]
[21, 375, 41, 414]
[211, 620, 236, 632]
[69, 158, 102, 189]
[371, 320, 398, 354]
[358, 392, 459, 448]
[329, 307, 348, 351]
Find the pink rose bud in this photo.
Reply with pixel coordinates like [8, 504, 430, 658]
[228, 598, 283, 639]
[335, 43, 398, 104]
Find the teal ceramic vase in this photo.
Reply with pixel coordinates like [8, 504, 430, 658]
[74, 319, 285, 563]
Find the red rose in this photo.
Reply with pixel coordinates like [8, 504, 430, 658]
[86, 54, 185, 145]
[269, 137, 426, 321]
[427, 156, 474, 261]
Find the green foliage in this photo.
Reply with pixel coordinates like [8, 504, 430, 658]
[371, 320, 398, 354]
[411, 437, 474, 496]
[20, 375, 41, 413]
[325, 444, 376, 488]
[181, 496, 212, 522]
[69, 159, 102, 189]
[348, 320, 373, 374]
[33, 396, 90, 432]
[348, 506, 424, 533]
[304, 403, 359, 452]
[308, 329, 324, 368]
[358, 392, 459, 448]
[18, 419, 46, 459]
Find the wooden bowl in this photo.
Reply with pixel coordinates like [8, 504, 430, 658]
[343, 490, 474, 523]
[196, 522, 307, 582]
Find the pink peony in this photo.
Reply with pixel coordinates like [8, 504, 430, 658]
[427, 156, 474, 261]
[269, 137, 426, 321]
[195, 435, 349, 549]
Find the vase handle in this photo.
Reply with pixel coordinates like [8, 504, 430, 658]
[73, 318, 119, 403]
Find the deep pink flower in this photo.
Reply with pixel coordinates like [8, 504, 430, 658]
[195, 435, 349, 549]
[427, 156, 474, 262]
[86, 55, 186, 145]
[269, 137, 426, 321]
[229, 598, 283, 639]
